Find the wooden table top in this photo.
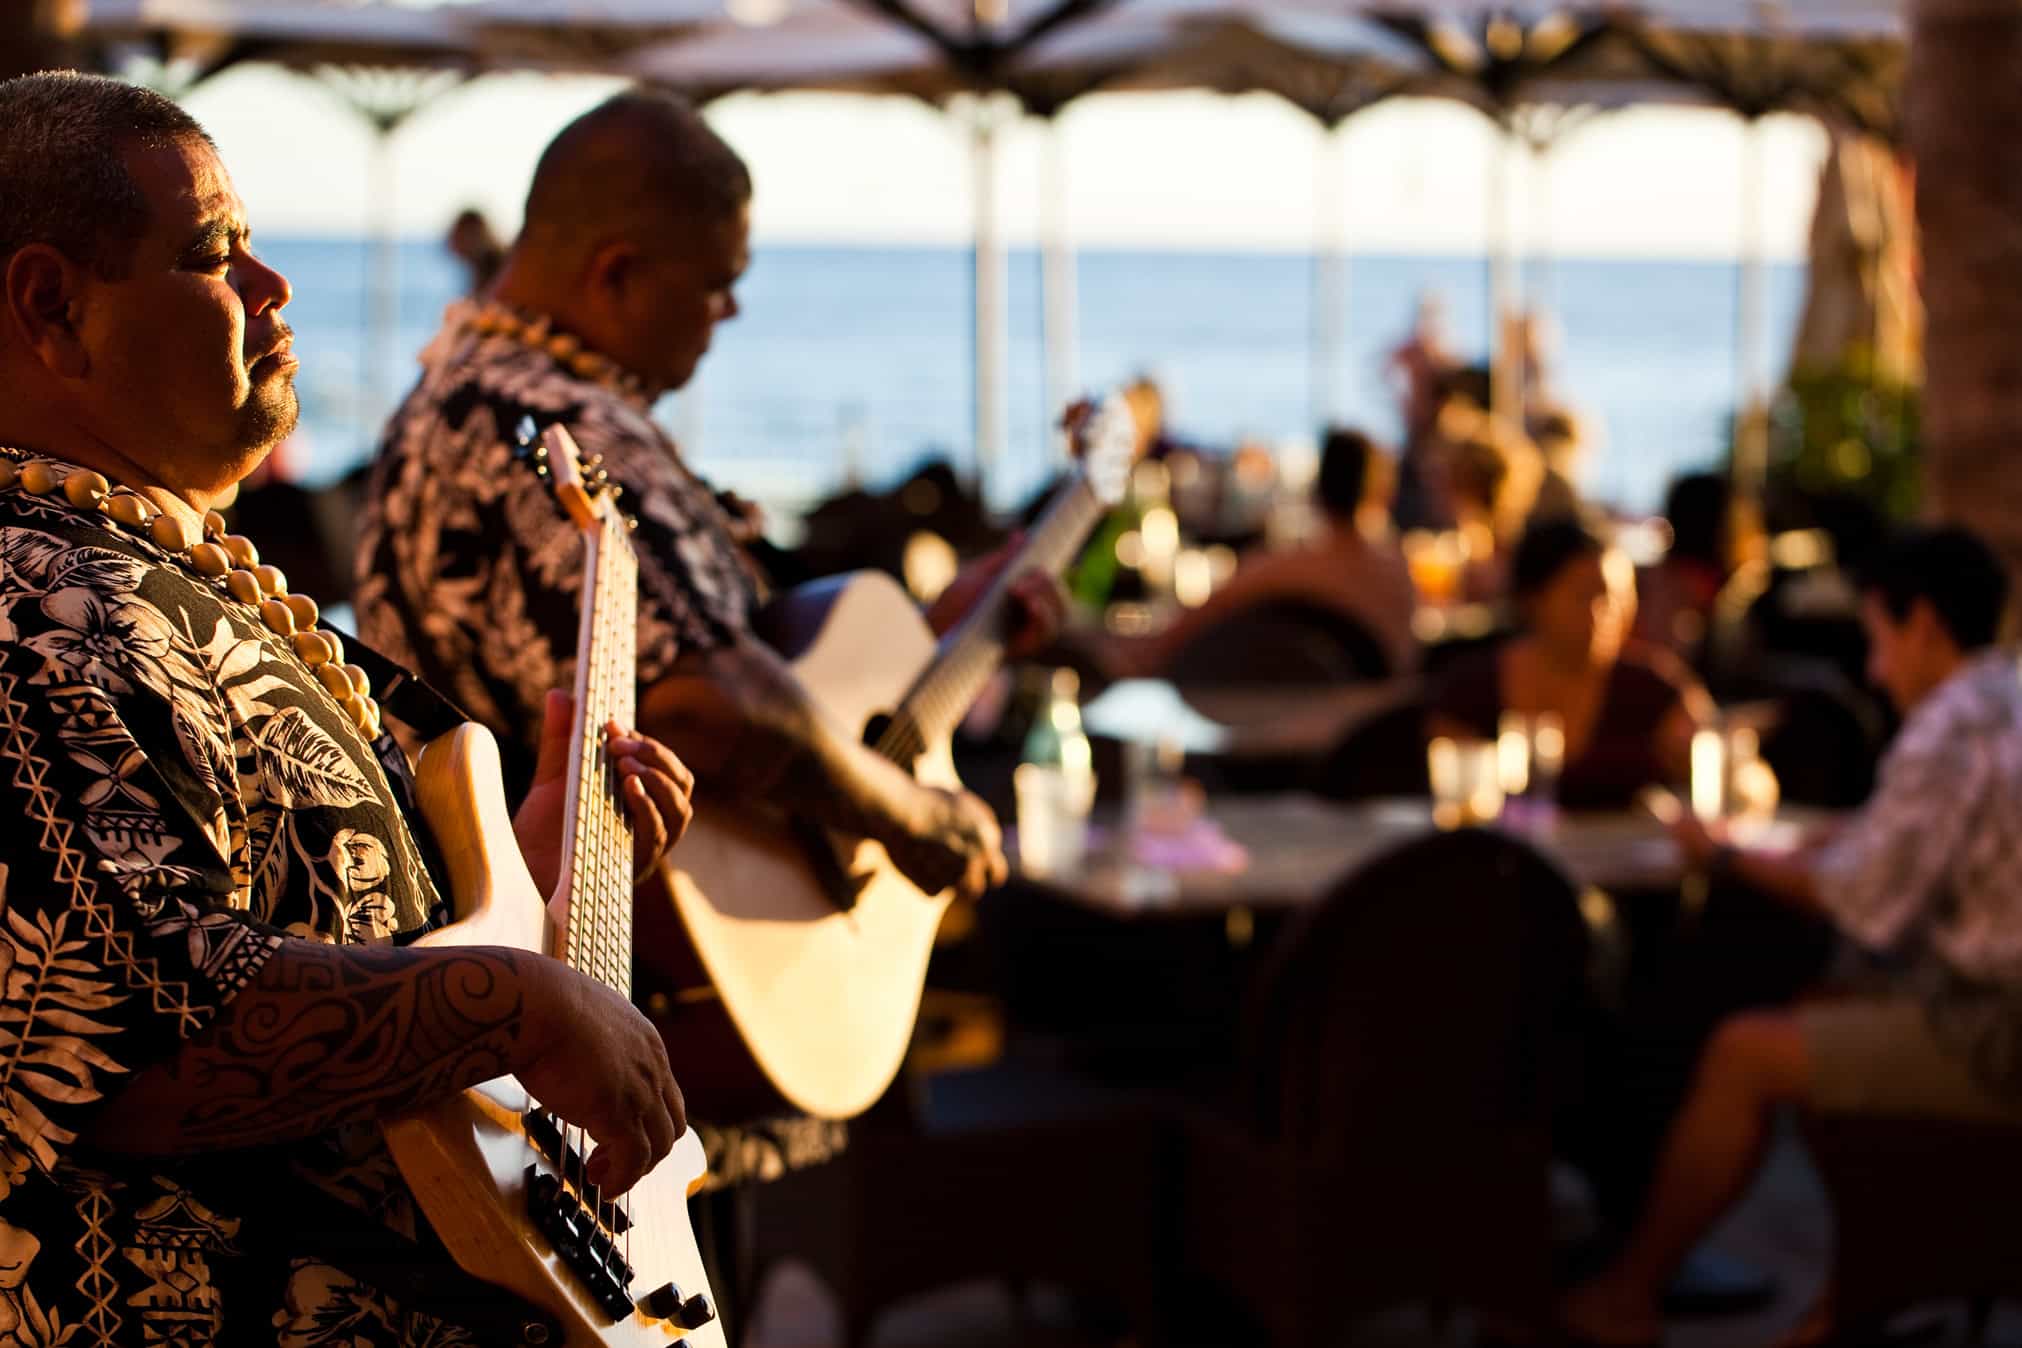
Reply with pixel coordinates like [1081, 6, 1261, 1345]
[1014, 794, 1834, 920]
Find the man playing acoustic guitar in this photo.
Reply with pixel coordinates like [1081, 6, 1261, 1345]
[0, 72, 696, 1344]
[356, 90, 1066, 1134]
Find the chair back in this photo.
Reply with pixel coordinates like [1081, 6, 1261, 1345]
[1753, 663, 1888, 807]
[1241, 827, 1590, 1151]
[1308, 697, 1431, 800]
[1163, 600, 1391, 688]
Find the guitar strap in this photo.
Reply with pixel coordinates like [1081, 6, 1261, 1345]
[331, 623, 472, 745]
[319, 625, 473, 937]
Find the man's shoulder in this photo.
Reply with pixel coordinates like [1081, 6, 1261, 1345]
[1910, 650, 2022, 744]
[392, 335, 679, 479]
[0, 492, 231, 705]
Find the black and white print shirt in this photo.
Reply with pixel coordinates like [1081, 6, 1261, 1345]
[355, 312, 768, 781]
[0, 482, 475, 1346]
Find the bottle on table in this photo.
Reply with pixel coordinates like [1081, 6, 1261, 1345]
[1014, 668, 1096, 876]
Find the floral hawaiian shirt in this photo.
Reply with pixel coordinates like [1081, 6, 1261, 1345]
[1813, 646, 2022, 1094]
[355, 308, 767, 783]
[0, 479, 477, 1346]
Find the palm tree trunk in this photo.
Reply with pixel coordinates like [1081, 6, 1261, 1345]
[1911, 0, 2022, 578]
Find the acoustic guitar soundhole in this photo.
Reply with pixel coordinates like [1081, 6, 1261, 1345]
[862, 711, 894, 752]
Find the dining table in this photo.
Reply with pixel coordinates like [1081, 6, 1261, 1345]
[1012, 794, 1838, 920]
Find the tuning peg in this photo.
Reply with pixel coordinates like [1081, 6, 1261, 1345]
[676, 1294, 716, 1330]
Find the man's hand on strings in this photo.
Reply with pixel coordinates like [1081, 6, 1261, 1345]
[514, 691, 697, 924]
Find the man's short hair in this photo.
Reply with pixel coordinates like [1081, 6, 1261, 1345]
[1863, 525, 2010, 651]
[1316, 426, 1376, 517]
[521, 89, 750, 250]
[0, 71, 213, 278]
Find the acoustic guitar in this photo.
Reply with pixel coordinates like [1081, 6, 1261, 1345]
[384, 427, 724, 1345]
[647, 399, 1139, 1120]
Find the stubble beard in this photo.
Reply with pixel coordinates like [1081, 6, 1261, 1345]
[237, 373, 301, 458]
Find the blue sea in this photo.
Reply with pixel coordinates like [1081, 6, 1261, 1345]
[264, 238, 1805, 519]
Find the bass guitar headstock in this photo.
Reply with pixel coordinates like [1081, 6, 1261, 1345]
[515, 417, 631, 539]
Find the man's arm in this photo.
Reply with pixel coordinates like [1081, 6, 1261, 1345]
[86, 937, 684, 1195]
[1670, 811, 1839, 919]
[1725, 845, 1827, 915]
[639, 635, 1004, 902]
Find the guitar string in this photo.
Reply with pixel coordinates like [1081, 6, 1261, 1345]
[614, 538, 638, 1269]
[593, 524, 639, 1261]
[584, 523, 622, 1237]
[568, 521, 619, 1244]
[879, 482, 1100, 764]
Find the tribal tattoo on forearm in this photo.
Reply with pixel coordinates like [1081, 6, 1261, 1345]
[89, 941, 530, 1153]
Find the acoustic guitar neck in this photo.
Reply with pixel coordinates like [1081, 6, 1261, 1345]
[887, 472, 1107, 755]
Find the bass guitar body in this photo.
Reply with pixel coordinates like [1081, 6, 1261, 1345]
[386, 725, 725, 1347]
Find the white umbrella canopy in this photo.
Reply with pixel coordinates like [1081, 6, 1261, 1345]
[80, 0, 473, 75]
[79, 0, 741, 76]
[619, 0, 1434, 111]
[1633, 0, 1903, 41]
[75, 1, 1906, 117]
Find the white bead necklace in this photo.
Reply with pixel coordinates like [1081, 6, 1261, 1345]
[442, 298, 652, 404]
[0, 448, 383, 741]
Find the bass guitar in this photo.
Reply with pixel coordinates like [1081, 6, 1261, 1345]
[385, 426, 723, 1345]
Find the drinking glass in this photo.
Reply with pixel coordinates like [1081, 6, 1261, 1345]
[1428, 737, 1504, 829]
[1014, 763, 1095, 878]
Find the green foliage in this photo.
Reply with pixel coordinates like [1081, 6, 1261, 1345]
[1765, 361, 1922, 519]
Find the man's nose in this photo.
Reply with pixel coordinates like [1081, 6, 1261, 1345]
[238, 250, 292, 317]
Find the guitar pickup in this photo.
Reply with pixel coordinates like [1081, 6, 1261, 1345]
[525, 1167, 636, 1322]
[523, 1112, 631, 1233]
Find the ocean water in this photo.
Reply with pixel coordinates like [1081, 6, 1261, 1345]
[263, 238, 1805, 518]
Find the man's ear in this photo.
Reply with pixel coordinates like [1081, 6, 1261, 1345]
[1910, 596, 1955, 658]
[3, 246, 90, 379]
[585, 240, 637, 304]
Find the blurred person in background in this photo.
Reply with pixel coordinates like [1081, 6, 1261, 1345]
[446, 206, 504, 296]
[1428, 518, 1712, 810]
[1422, 401, 1543, 603]
[1527, 404, 1592, 525]
[1562, 525, 2022, 1348]
[1387, 290, 1459, 451]
[1104, 426, 1420, 678]
[1635, 471, 1757, 664]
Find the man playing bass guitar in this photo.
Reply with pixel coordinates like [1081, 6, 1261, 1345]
[0, 72, 696, 1345]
